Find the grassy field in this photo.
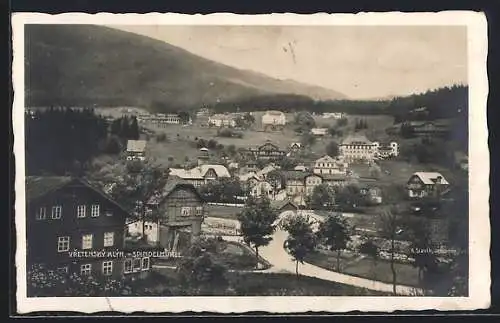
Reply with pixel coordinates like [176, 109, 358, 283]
[305, 249, 421, 288]
[151, 267, 391, 296]
[207, 205, 243, 219]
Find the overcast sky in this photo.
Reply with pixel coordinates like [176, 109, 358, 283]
[111, 25, 467, 99]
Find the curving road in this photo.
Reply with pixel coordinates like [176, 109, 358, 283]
[223, 229, 422, 296]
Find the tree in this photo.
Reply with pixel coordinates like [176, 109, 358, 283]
[129, 117, 140, 140]
[283, 215, 317, 276]
[300, 133, 316, 147]
[226, 144, 237, 157]
[369, 164, 382, 179]
[279, 157, 298, 171]
[294, 111, 316, 133]
[177, 236, 228, 293]
[238, 197, 278, 268]
[379, 207, 404, 295]
[178, 111, 191, 124]
[305, 184, 336, 210]
[335, 184, 363, 210]
[337, 118, 348, 127]
[404, 217, 438, 292]
[267, 169, 286, 192]
[359, 238, 380, 280]
[326, 141, 339, 157]
[317, 213, 352, 272]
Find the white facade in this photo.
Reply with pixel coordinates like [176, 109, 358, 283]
[208, 114, 236, 127]
[373, 142, 399, 158]
[339, 135, 378, 163]
[250, 181, 274, 199]
[313, 155, 348, 175]
[322, 112, 345, 119]
[311, 128, 329, 136]
[127, 220, 159, 244]
[262, 111, 286, 126]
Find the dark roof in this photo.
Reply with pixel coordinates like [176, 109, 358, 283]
[282, 170, 318, 181]
[270, 199, 298, 210]
[26, 176, 73, 201]
[320, 174, 348, 181]
[147, 178, 204, 205]
[26, 176, 132, 216]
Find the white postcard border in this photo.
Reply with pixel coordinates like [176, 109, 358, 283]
[12, 11, 490, 313]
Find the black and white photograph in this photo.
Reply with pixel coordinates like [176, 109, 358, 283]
[13, 12, 489, 313]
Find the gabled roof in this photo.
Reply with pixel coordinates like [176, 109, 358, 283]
[270, 199, 298, 210]
[256, 165, 279, 177]
[290, 142, 302, 148]
[238, 172, 263, 182]
[282, 170, 319, 181]
[341, 135, 372, 145]
[147, 178, 203, 205]
[412, 172, 450, 185]
[315, 155, 337, 163]
[169, 168, 203, 180]
[320, 174, 348, 181]
[26, 176, 131, 215]
[263, 110, 285, 116]
[26, 176, 73, 201]
[198, 164, 231, 178]
[127, 140, 147, 153]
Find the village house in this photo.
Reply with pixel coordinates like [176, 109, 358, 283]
[283, 171, 323, 205]
[322, 112, 346, 119]
[270, 199, 299, 213]
[262, 110, 286, 131]
[289, 142, 302, 153]
[238, 171, 263, 190]
[406, 172, 450, 199]
[339, 135, 378, 163]
[208, 113, 237, 128]
[409, 120, 452, 137]
[126, 140, 147, 161]
[26, 177, 150, 280]
[321, 174, 349, 187]
[249, 181, 274, 199]
[313, 155, 348, 175]
[359, 185, 383, 205]
[311, 128, 329, 136]
[373, 141, 399, 159]
[144, 180, 206, 255]
[256, 163, 280, 179]
[246, 141, 287, 160]
[169, 164, 231, 187]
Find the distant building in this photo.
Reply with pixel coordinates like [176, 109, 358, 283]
[270, 199, 299, 213]
[359, 185, 383, 205]
[262, 110, 286, 131]
[126, 140, 147, 161]
[289, 142, 302, 153]
[311, 128, 329, 136]
[169, 164, 231, 187]
[321, 174, 348, 187]
[247, 141, 287, 160]
[282, 171, 323, 205]
[373, 142, 399, 159]
[322, 112, 345, 119]
[313, 155, 348, 175]
[408, 120, 452, 137]
[208, 114, 236, 128]
[339, 135, 377, 163]
[407, 172, 450, 199]
[249, 181, 274, 199]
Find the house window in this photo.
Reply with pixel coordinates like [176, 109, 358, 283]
[142, 257, 150, 271]
[103, 232, 114, 247]
[77, 205, 86, 218]
[91, 205, 100, 217]
[181, 207, 192, 216]
[51, 206, 62, 219]
[102, 261, 113, 276]
[133, 258, 142, 272]
[80, 264, 92, 276]
[196, 206, 203, 216]
[57, 266, 69, 274]
[124, 259, 132, 274]
[57, 236, 70, 252]
[36, 207, 46, 220]
[82, 234, 93, 250]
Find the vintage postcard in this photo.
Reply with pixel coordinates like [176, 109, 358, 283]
[12, 12, 489, 314]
